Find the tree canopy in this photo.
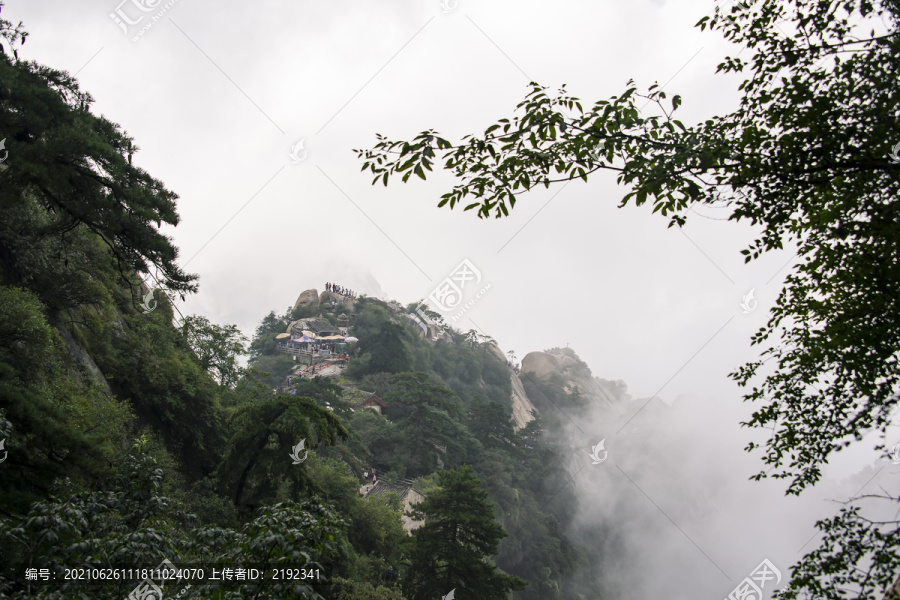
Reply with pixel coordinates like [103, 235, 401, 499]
[182, 315, 248, 388]
[404, 466, 527, 600]
[0, 7, 196, 302]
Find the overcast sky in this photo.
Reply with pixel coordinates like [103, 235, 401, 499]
[9, 0, 900, 597]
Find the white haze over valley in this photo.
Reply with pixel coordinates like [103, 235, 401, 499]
[11, 0, 900, 597]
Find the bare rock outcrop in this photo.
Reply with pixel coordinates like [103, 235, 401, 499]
[521, 351, 569, 379]
[487, 344, 537, 431]
[521, 350, 627, 415]
[292, 289, 319, 312]
[56, 325, 114, 398]
[320, 291, 357, 314]
[509, 372, 538, 431]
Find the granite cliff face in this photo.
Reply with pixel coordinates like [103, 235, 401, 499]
[486, 344, 538, 430]
[520, 348, 630, 417]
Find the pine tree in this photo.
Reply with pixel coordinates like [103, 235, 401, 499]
[215, 395, 348, 513]
[383, 372, 468, 476]
[403, 466, 526, 600]
[356, 322, 411, 375]
[0, 14, 197, 306]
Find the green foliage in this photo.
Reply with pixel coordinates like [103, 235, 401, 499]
[0, 362, 111, 515]
[346, 408, 403, 476]
[353, 322, 411, 377]
[467, 398, 516, 452]
[0, 4, 27, 58]
[305, 455, 408, 584]
[248, 308, 293, 360]
[185, 476, 241, 530]
[0, 285, 58, 377]
[403, 466, 527, 600]
[83, 308, 226, 480]
[187, 500, 344, 600]
[0, 24, 196, 299]
[348, 303, 391, 340]
[291, 377, 346, 410]
[0, 439, 182, 599]
[305, 455, 361, 515]
[335, 315, 583, 596]
[215, 395, 348, 512]
[181, 315, 248, 388]
[775, 500, 900, 600]
[0, 286, 131, 514]
[381, 372, 469, 476]
[410, 472, 442, 498]
[251, 354, 298, 389]
[347, 493, 407, 564]
[356, 372, 400, 397]
[415, 328, 511, 406]
[0, 437, 345, 600]
[329, 577, 407, 600]
[0, 189, 117, 313]
[220, 366, 279, 410]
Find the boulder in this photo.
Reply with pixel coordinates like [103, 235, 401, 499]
[521, 350, 584, 378]
[521, 351, 562, 379]
[292, 289, 319, 312]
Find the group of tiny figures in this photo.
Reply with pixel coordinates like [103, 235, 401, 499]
[325, 282, 355, 297]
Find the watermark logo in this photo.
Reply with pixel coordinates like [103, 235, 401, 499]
[110, 0, 160, 34]
[889, 142, 900, 164]
[409, 259, 491, 334]
[289, 439, 308, 464]
[429, 259, 481, 312]
[724, 558, 781, 600]
[141, 287, 160, 314]
[127, 558, 191, 600]
[740, 288, 757, 314]
[410, 304, 434, 337]
[442, 589, 456, 600]
[289, 139, 308, 163]
[589, 140, 606, 162]
[890, 444, 900, 465]
[0, 439, 6, 463]
[588, 439, 608, 464]
[439, 0, 458, 13]
[0, 138, 8, 164]
[110, 0, 181, 42]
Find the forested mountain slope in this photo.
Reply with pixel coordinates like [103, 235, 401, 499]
[0, 23, 632, 596]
